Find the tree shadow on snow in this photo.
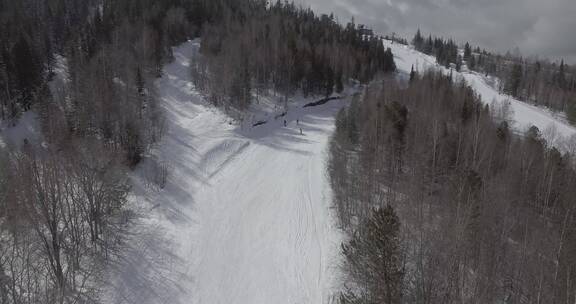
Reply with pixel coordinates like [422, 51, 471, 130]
[235, 98, 347, 155]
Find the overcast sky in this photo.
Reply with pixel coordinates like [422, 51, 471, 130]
[299, 0, 576, 64]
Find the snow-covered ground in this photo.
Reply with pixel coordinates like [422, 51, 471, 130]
[383, 40, 576, 146]
[127, 40, 344, 304]
[0, 55, 68, 150]
[0, 111, 42, 149]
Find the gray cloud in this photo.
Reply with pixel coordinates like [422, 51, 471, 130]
[298, 0, 576, 63]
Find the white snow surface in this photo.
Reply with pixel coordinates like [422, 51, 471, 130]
[383, 40, 576, 147]
[128, 40, 344, 304]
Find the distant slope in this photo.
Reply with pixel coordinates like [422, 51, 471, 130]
[383, 40, 576, 147]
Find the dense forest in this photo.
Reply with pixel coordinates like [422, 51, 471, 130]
[0, 0, 396, 303]
[0, 0, 200, 302]
[412, 29, 461, 70]
[190, 1, 395, 114]
[412, 30, 576, 125]
[4, 0, 574, 303]
[329, 72, 576, 303]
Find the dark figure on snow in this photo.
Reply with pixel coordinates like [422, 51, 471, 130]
[300, 128, 303, 135]
[284, 120, 287, 127]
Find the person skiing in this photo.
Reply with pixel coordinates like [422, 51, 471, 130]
[300, 128, 303, 135]
[283, 120, 287, 127]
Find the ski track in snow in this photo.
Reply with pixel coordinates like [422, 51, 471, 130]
[383, 40, 576, 147]
[133, 40, 344, 304]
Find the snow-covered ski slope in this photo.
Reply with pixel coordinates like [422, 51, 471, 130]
[383, 40, 576, 144]
[131, 40, 343, 304]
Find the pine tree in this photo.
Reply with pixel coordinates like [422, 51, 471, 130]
[424, 35, 433, 54]
[409, 65, 416, 83]
[335, 68, 344, 94]
[341, 205, 404, 304]
[566, 101, 576, 125]
[324, 65, 335, 98]
[347, 98, 360, 145]
[229, 62, 252, 109]
[12, 35, 42, 110]
[412, 29, 424, 50]
[384, 48, 396, 72]
[468, 54, 476, 69]
[135, 67, 145, 95]
[456, 57, 462, 72]
[464, 42, 472, 61]
[505, 62, 523, 97]
[556, 60, 566, 89]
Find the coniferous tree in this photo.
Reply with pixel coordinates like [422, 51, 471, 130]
[556, 59, 567, 89]
[341, 206, 404, 304]
[136, 67, 145, 95]
[12, 35, 42, 111]
[566, 102, 576, 125]
[505, 62, 523, 97]
[468, 53, 476, 69]
[412, 29, 424, 50]
[464, 42, 472, 61]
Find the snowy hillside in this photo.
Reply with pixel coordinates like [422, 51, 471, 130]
[383, 40, 576, 147]
[127, 40, 345, 304]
